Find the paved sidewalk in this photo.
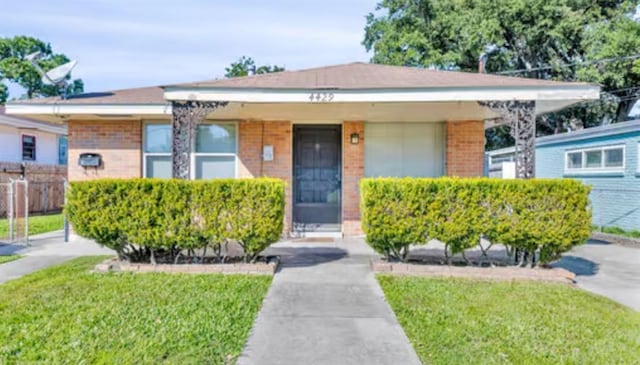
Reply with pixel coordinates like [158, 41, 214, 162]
[553, 240, 640, 311]
[238, 238, 421, 365]
[0, 231, 114, 285]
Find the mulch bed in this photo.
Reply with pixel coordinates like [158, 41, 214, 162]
[372, 260, 575, 283]
[94, 257, 279, 275]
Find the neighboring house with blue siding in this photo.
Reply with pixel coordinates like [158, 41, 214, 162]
[486, 119, 640, 231]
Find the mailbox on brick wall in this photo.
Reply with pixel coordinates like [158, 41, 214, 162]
[78, 153, 101, 168]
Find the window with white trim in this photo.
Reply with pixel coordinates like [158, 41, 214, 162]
[565, 145, 625, 173]
[193, 122, 237, 179]
[143, 123, 172, 178]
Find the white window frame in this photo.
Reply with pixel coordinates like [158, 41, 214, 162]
[564, 144, 625, 173]
[142, 121, 172, 178]
[190, 121, 239, 179]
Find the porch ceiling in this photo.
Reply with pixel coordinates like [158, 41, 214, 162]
[203, 101, 499, 123]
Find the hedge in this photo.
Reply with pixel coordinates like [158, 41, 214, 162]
[361, 178, 591, 265]
[65, 178, 285, 263]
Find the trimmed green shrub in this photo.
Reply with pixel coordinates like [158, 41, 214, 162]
[65, 178, 285, 263]
[361, 178, 591, 265]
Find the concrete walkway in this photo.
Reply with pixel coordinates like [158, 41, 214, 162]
[0, 231, 113, 285]
[553, 240, 640, 311]
[237, 238, 421, 365]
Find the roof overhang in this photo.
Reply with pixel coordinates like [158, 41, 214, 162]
[162, 85, 599, 104]
[5, 84, 600, 128]
[0, 114, 67, 134]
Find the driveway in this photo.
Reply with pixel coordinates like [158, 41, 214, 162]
[553, 240, 640, 311]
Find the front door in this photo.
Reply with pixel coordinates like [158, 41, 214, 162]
[293, 125, 341, 232]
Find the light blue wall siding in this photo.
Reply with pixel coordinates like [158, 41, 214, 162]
[536, 131, 640, 230]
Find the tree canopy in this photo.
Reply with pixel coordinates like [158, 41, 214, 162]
[363, 0, 640, 149]
[224, 56, 285, 78]
[0, 36, 83, 104]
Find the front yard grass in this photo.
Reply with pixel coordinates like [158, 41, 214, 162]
[0, 256, 272, 364]
[0, 255, 21, 265]
[594, 225, 640, 239]
[0, 213, 64, 237]
[379, 276, 640, 365]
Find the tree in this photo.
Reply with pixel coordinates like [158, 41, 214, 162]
[578, 10, 640, 122]
[363, 0, 640, 148]
[0, 36, 83, 104]
[224, 56, 284, 78]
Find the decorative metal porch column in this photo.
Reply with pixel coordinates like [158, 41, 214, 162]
[479, 100, 536, 178]
[171, 100, 228, 179]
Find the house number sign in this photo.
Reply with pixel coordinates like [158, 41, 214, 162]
[309, 92, 335, 102]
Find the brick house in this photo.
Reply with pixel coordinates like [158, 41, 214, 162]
[6, 63, 598, 236]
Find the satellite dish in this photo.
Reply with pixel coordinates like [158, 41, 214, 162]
[42, 60, 77, 85]
[24, 51, 78, 99]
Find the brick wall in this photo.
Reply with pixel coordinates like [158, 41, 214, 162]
[446, 120, 485, 176]
[343, 121, 365, 236]
[68, 120, 142, 181]
[238, 121, 292, 232]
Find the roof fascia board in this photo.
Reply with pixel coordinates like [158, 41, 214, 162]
[487, 120, 640, 150]
[163, 85, 599, 103]
[0, 115, 67, 134]
[536, 119, 640, 146]
[6, 103, 171, 116]
[6, 84, 599, 116]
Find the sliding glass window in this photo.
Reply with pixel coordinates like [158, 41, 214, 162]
[193, 123, 237, 179]
[143, 123, 172, 178]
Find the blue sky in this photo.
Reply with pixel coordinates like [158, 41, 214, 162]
[1, 0, 378, 96]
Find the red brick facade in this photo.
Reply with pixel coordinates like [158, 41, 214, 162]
[68, 120, 142, 181]
[238, 121, 292, 232]
[66, 118, 485, 236]
[445, 120, 485, 177]
[342, 121, 365, 236]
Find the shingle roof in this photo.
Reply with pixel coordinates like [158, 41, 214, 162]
[11, 85, 165, 105]
[9, 62, 592, 105]
[172, 62, 587, 89]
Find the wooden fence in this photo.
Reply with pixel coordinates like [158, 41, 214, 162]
[0, 162, 67, 217]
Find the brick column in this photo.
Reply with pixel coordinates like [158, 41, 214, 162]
[342, 121, 365, 236]
[446, 120, 485, 177]
[67, 120, 142, 181]
[238, 120, 292, 234]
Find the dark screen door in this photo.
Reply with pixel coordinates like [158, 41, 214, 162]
[293, 125, 341, 232]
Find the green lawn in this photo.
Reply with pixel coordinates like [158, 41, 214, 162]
[594, 225, 640, 239]
[0, 255, 21, 265]
[0, 256, 272, 364]
[0, 213, 64, 237]
[378, 276, 640, 365]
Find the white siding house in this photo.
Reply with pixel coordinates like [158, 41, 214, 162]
[0, 106, 67, 165]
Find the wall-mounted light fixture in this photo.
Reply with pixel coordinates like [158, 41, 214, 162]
[350, 132, 360, 145]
